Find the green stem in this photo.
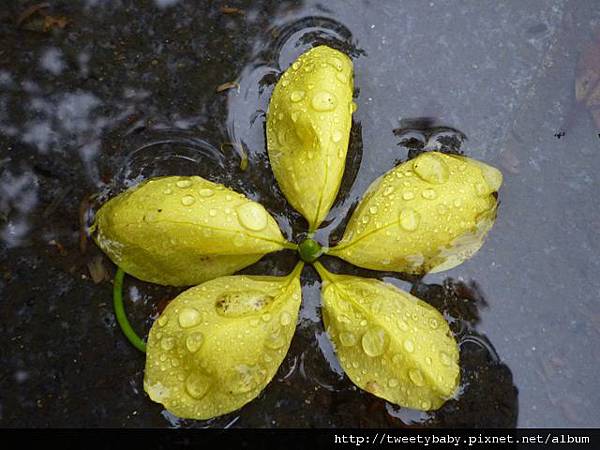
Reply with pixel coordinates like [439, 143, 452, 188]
[113, 267, 147, 353]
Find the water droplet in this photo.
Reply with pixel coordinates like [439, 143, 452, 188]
[369, 206, 378, 214]
[425, 356, 433, 366]
[399, 208, 420, 231]
[336, 72, 348, 83]
[408, 368, 425, 386]
[208, 208, 217, 217]
[439, 351, 452, 366]
[279, 311, 292, 326]
[398, 319, 409, 331]
[163, 188, 173, 195]
[413, 153, 449, 184]
[311, 91, 337, 111]
[383, 186, 395, 196]
[340, 331, 357, 347]
[265, 332, 285, 349]
[233, 233, 245, 247]
[402, 192, 415, 201]
[157, 315, 169, 327]
[453, 199, 462, 208]
[290, 111, 300, 122]
[161, 336, 175, 351]
[198, 188, 214, 198]
[429, 318, 439, 329]
[403, 339, 415, 353]
[236, 202, 268, 231]
[421, 399, 432, 410]
[290, 90, 305, 102]
[392, 354, 402, 365]
[185, 332, 204, 353]
[261, 313, 271, 322]
[185, 372, 210, 399]
[361, 328, 387, 357]
[331, 129, 343, 143]
[292, 61, 301, 70]
[178, 308, 201, 328]
[421, 188, 437, 200]
[388, 378, 399, 388]
[181, 195, 195, 206]
[475, 182, 487, 196]
[176, 179, 192, 188]
[328, 57, 343, 71]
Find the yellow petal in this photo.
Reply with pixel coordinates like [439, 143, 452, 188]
[315, 263, 459, 411]
[329, 152, 502, 273]
[267, 45, 354, 230]
[144, 263, 303, 420]
[93, 176, 292, 286]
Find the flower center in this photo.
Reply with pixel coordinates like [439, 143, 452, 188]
[298, 238, 323, 263]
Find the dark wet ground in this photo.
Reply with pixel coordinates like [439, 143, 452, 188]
[1, 0, 599, 427]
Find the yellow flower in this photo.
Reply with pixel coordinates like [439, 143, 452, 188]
[93, 45, 502, 420]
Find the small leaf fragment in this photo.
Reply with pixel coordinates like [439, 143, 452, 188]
[144, 264, 303, 419]
[314, 263, 459, 411]
[93, 176, 292, 286]
[267, 45, 354, 230]
[329, 152, 502, 274]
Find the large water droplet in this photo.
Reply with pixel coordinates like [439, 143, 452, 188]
[340, 331, 357, 347]
[408, 368, 425, 386]
[402, 191, 415, 201]
[185, 372, 210, 399]
[403, 339, 415, 353]
[331, 129, 343, 143]
[399, 208, 420, 231]
[361, 327, 387, 357]
[181, 195, 195, 206]
[413, 153, 449, 184]
[176, 179, 192, 188]
[265, 331, 286, 349]
[157, 315, 169, 327]
[236, 202, 268, 231]
[290, 90, 305, 102]
[198, 188, 214, 197]
[185, 331, 204, 353]
[311, 91, 337, 111]
[279, 311, 292, 326]
[232, 364, 264, 394]
[161, 336, 175, 351]
[178, 307, 201, 328]
[421, 188, 437, 200]
[439, 351, 452, 366]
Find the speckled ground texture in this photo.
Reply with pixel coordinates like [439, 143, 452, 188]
[1, 0, 599, 428]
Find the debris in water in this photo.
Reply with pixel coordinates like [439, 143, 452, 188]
[87, 255, 108, 284]
[216, 81, 240, 93]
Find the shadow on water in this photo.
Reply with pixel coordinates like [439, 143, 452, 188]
[0, 0, 518, 427]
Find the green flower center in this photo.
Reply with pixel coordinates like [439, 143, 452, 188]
[297, 238, 323, 263]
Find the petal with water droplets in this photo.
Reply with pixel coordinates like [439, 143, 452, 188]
[267, 45, 354, 230]
[144, 264, 303, 419]
[314, 263, 459, 411]
[329, 152, 502, 274]
[92, 176, 291, 286]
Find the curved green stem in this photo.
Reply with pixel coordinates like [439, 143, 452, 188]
[113, 267, 147, 353]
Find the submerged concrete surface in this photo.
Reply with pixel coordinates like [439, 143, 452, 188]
[0, 0, 598, 427]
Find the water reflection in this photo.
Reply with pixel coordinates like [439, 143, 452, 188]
[4, 0, 599, 429]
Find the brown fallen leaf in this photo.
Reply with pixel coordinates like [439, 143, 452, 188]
[216, 81, 240, 93]
[48, 239, 67, 256]
[576, 31, 600, 128]
[16, 3, 49, 26]
[43, 15, 69, 31]
[87, 255, 108, 284]
[220, 6, 244, 15]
